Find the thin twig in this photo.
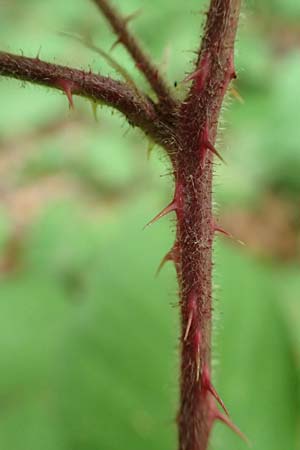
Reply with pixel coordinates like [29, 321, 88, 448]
[59, 31, 139, 93]
[92, 0, 176, 108]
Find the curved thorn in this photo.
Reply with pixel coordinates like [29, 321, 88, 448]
[213, 220, 245, 245]
[212, 220, 232, 238]
[214, 225, 231, 237]
[156, 249, 174, 277]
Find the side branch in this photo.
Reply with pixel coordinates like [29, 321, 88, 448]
[0, 51, 162, 140]
[93, 0, 176, 108]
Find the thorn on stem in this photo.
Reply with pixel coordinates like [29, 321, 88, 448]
[201, 365, 229, 416]
[184, 290, 197, 341]
[212, 219, 245, 245]
[35, 46, 42, 60]
[124, 8, 143, 25]
[215, 410, 250, 446]
[144, 199, 177, 229]
[156, 247, 176, 276]
[212, 220, 232, 238]
[182, 51, 210, 92]
[90, 101, 99, 122]
[200, 125, 225, 168]
[55, 79, 76, 109]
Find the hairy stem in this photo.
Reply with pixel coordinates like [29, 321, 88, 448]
[0, 1, 242, 449]
[0, 51, 167, 143]
[174, 1, 241, 449]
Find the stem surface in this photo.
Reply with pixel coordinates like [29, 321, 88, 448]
[175, 1, 241, 449]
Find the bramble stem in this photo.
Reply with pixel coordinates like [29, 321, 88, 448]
[174, 1, 241, 449]
[0, 2, 242, 449]
[0, 51, 171, 146]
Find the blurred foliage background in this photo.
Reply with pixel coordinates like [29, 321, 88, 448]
[0, 1, 300, 449]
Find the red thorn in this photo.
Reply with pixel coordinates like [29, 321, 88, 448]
[156, 248, 175, 276]
[174, 181, 184, 212]
[215, 411, 250, 446]
[183, 67, 202, 83]
[212, 219, 246, 245]
[200, 124, 226, 169]
[200, 124, 225, 167]
[144, 199, 177, 229]
[184, 291, 197, 341]
[212, 219, 232, 238]
[205, 140, 226, 164]
[202, 366, 229, 416]
[183, 52, 210, 92]
[56, 79, 75, 109]
[214, 225, 231, 238]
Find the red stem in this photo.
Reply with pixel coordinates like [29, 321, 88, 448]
[0, 1, 242, 449]
[174, 1, 241, 449]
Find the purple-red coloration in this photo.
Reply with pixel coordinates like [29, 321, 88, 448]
[200, 124, 226, 167]
[183, 51, 210, 92]
[55, 78, 77, 109]
[0, 2, 242, 450]
[212, 218, 232, 238]
[144, 198, 177, 228]
[156, 245, 179, 276]
[201, 365, 229, 416]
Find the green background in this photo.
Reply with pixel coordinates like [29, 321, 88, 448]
[0, 1, 300, 449]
